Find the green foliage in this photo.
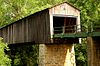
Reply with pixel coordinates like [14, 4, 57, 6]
[0, 0, 66, 27]
[75, 39, 88, 66]
[9, 44, 39, 66]
[0, 37, 11, 66]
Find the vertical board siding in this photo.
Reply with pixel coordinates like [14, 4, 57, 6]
[0, 9, 50, 44]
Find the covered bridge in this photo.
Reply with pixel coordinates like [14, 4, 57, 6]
[0, 1, 100, 66]
[0, 2, 80, 44]
[0, 2, 81, 66]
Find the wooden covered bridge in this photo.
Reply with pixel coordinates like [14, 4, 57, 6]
[0, 2, 100, 66]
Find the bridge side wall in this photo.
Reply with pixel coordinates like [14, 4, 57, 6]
[39, 44, 76, 66]
[0, 9, 51, 44]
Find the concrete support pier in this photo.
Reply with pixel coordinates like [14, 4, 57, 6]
[39, 44, 76, 66]
[87, 37, 100, 66]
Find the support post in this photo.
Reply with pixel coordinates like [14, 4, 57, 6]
[87, 37, 100, 66]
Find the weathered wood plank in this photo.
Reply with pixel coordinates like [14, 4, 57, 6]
[0, 9, 50, 44]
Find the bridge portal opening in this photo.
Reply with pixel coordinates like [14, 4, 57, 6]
[53, 15, 79, 44]
[53, 15, 77, 34]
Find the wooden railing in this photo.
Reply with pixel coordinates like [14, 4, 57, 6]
[53, 24, 100, 34]
[53, 25, 81, 34]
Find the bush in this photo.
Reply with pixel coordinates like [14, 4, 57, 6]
[0, 37, 11, 66]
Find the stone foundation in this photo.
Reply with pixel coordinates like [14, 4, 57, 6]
[39, 44, 76, 66]
[87, 37, 100, 66]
